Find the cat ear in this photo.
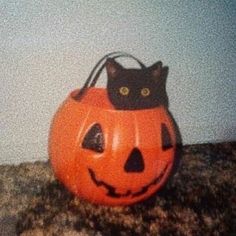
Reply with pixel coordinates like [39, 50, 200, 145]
[105, 58, 123, 79]
[149, 61, 169, 82]
[160, 66, 169, 81]
[149, 61, 162, 80]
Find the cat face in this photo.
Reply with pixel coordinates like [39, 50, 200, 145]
[106, 58, 169, 110]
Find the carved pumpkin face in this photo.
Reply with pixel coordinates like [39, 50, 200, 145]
[49, 88, 176, 206]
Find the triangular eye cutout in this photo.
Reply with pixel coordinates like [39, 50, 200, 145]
[161, 123, 173, 150]
[82, 124, 104, 153]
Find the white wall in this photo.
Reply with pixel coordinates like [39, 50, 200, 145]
[1, 0, 236, 164]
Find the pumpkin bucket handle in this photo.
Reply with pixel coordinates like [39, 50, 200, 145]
[73, 52, 146, 101]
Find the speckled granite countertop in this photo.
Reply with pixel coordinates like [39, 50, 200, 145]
[0, 142, 235, 236]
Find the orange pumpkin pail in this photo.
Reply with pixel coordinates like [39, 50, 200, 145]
[49, 52, 177, 206]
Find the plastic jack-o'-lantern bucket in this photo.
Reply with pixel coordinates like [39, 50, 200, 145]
[49, 52, 176, 206]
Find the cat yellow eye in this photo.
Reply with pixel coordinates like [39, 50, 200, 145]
[119, 87, 130, 96]
[141, 88, 150, 97]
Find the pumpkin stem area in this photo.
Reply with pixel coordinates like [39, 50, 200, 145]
[71, 88, 114, 110]
[70, 88, 163, 112]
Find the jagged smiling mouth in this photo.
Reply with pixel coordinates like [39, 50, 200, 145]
[88, 165, 169, 198]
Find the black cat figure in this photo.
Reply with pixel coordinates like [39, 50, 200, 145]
[106, 58, 169, 110]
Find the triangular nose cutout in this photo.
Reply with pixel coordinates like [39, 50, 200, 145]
[82, 123, 104, 153]
[124, 148, 144, 173]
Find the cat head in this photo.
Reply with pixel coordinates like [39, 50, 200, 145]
[105, 58, 169, 110]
